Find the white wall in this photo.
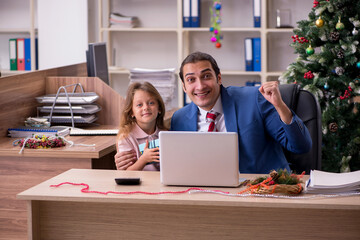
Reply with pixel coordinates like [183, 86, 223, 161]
[37, 0, 88, 70]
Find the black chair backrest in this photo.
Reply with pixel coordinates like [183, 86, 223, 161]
[279, 84, 322, 174]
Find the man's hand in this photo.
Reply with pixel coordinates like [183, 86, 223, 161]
[259, 81, 283, 108]
[259, 81, 293, 124]
[114, 150, 137, 170]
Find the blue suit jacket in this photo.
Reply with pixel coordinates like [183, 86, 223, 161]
[170, 85, 312, 173]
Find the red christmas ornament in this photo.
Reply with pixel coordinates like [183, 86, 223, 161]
[215, 42, 222, 48]
[313, 0, 319, 7]
[291, 35, 308, 44]
[304, 71, 314, 79]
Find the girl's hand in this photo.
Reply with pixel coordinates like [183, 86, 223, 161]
[140, 140, 160, 164]
[127, 140, 159, 171]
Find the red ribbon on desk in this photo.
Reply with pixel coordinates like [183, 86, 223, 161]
[49, 182, 360, 199]
[50, 182, 230, 195]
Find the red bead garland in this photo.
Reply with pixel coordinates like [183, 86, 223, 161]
[339, 86, 353, 100]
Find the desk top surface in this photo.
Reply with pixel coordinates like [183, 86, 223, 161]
[0, 126, 117, 158]
[17, 169, 360, 210]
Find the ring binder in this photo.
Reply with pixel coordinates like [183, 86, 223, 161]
[8, 126, 70, 138]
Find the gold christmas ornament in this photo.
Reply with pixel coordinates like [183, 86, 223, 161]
[336, 17, 345, 30]
[316, 17, 324, 27]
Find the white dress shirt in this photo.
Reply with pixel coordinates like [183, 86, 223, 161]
[197, 96, 227, 132]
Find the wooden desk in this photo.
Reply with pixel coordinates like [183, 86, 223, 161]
[0, 134, 117, 240]
[0, 64, 125, 239]
[0, 134, 116, 166]
[18, 169, 360, 240]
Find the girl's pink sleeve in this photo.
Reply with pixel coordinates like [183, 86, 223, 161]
[117, 137, 134, 152]
[117, 134, 140, 159]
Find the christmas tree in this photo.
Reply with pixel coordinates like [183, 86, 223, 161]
[280, 0, 360, 172]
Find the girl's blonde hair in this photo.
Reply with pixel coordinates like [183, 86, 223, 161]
[118, 82, 167, 140]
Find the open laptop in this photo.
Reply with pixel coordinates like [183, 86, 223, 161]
[159, 131, 241, 187]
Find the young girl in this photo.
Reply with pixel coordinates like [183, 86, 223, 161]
[116, 82, 167, 171]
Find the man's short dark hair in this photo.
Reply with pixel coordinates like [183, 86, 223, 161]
[179, 52, 221, 82]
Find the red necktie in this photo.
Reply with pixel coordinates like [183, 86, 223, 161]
[206, 112, 218, 132]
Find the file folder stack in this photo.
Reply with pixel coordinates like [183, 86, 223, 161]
[244, 38, 261, 72]
[9, 38, 38, 71]
[109, 12, 139, 28]
[182, 0, 200, 27]
[129, 68, 176, 110]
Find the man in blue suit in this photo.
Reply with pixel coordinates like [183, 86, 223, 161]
[170, 52, 311, 173]
[115, 52, 311, 173]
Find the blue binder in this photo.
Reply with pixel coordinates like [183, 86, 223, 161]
[24, 38, 38, 70]
[252, 38, 261, 72]
[253, 0, 261, 28]
[24, 38, 31, 70]
[191, 0, 200, 27]
[244, 38, 253, 71]
[183, 0, 191, 27]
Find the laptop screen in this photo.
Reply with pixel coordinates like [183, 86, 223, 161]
[159, 131, 240, 187]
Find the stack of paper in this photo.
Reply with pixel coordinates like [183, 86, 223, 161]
[38, 104, 101, 115]
[35, 93, 99, 104]
[109, 12, 139, 28]
[41, 115, 98, 124]
[305, 170, 360, 194]
[70, 128, 119, 136]
[129, 68, 176, 110]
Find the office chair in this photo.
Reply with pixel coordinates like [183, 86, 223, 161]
[279, 84, 322, 174]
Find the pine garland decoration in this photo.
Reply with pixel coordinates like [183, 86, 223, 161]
[239, 169, 305, 195]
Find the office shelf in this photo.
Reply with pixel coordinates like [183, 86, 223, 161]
[0, 0, 37, 73]
[98, 0, 313, 107]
